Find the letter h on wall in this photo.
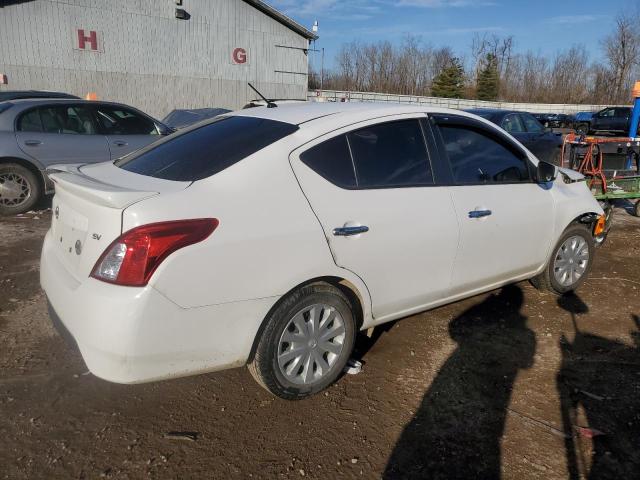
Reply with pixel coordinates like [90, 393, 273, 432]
[77, 29, 98, 51]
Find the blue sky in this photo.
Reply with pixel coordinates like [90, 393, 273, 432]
[270, 0, 632, 70]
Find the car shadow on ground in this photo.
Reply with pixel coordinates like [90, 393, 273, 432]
[383, 284, 536, 479]
[556, 293, 640, 479]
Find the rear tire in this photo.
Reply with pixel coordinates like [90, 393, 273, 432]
[0, 163, 41, 216]
[531, 224, 595, 295]
[248, 282, 356, 400]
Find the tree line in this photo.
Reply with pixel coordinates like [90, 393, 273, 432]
[309, 10, 640, 106]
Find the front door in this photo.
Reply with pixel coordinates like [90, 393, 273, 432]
[290, 116, 459, 320]
[93, 104, 162, 159]
[432, 114, 554, 296]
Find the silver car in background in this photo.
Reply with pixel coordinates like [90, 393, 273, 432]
[0, 99, 173, 215]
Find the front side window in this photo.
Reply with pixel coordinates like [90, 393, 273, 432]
[600, 108, 615, 118]
[438, 124, 530, 184]
[347, 119, 433, 188]
[117, 116, 298, 181]
[96, 106, 158, 135]
[521, 113, 543, 133]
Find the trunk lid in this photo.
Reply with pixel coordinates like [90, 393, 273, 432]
[48, 162, 190, 280]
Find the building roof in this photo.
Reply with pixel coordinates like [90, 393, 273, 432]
[244, 0, 318, 40]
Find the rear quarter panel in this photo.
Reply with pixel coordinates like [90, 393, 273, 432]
[121, 135, 373, 321]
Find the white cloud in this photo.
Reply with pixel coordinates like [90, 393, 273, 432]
[546, 14, 606, 25]
[268, 0, 379, 18]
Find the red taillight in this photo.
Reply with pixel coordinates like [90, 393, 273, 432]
[91, 218, 219, 287]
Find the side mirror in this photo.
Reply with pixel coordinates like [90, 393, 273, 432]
[157, 124, 175, 135]
[536, 160, 557, 183]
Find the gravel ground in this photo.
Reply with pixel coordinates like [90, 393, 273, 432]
[0, 204, 639, 479]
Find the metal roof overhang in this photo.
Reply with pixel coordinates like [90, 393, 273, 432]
[243, 0, 318, 40]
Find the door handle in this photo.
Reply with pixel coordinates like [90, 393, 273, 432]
[24, 139, 42, 146]
[468, 210, 492, 219]
[113, 140, 128, 147]
[333, 225, 369, 236]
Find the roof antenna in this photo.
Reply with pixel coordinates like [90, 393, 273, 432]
[248, 82, 277, 108]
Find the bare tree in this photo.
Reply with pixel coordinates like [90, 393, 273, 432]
[314, 4, 640, 105]
[602, 13, 640, 103]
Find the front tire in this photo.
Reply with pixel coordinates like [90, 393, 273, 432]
[248, 282, 356, 400]
[0, 163, 41, 216]
[531, 224, 595, 295]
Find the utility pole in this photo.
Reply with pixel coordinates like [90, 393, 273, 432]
[321, 47, 324, 91]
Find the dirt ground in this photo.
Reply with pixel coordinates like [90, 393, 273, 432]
[1, 204, 639, 480]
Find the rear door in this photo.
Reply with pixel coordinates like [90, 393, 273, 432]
[432, 114, 554, 296]
[93, 104, 162, 159]
[290, 115, 459, 319]
[15, 104, 110, 166]
[613, 108, 631, 133]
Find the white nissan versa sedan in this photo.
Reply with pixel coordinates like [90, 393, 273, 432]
[40, 102, 604, 400]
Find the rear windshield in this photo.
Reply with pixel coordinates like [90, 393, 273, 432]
[115, 116, 298, 181]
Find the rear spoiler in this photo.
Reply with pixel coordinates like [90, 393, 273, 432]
[47, 164, 158, 209]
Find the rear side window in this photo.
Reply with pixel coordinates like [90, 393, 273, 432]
[301, 119, 433, 189]
[22, 106, 97, 134]
[116, 116, 298, 181]
[18, 109, 43, 132]
[438, 124, 530, 184]
[300, 135, 356, 188]
[501, 114, 525, 134]
[348, 120, 433, 188]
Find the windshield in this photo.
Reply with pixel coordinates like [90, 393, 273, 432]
[116, 116, 298, 181]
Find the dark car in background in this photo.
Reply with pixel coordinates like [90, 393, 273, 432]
[467, 109, 563, 165]
[0, 98, 173, 215]
[573, 111, 596, 133]
[532, 113, 552, 126]
[589, 107, 632, 135]
[546, 113, 572, 128]
[0, 90, 80, 102]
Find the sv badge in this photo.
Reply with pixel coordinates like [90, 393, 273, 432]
[92, 233, 102, 240]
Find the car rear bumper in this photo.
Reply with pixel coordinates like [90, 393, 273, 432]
[40, 229, 278, 384]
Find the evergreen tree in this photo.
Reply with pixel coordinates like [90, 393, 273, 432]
[476, 53, 500, 101]
[431, 57, 465, 98]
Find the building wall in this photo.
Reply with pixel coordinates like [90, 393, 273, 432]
[0, 0, 311, 118]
